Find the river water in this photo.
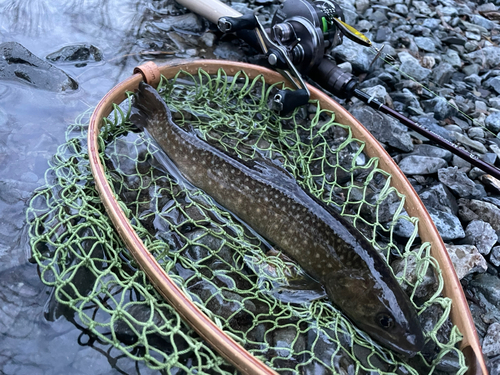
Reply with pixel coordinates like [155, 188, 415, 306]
[0, 0, 176, 373]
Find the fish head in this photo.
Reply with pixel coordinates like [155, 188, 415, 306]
[325, 269, 425, 356]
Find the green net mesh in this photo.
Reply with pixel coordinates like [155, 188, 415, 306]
[27, 68, 468, 374]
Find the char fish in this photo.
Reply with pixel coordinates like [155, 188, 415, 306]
[131, 82, 425, 356]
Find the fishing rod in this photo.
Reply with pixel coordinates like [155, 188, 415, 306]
[175, 0, 500, 181]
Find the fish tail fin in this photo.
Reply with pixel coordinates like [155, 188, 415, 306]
[131, 81, 172, 131]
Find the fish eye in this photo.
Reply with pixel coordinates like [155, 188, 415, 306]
[376, 313, 395, 330]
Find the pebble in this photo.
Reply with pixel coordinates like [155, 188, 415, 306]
[482, 323, 500, 357]
[486, 112, 500, 133]
[445, 244, 487, 279]
[350, 105, 414, 151]
[428, 207, 465, 241]
[438, 167, 485, 199]
[465, 220, 498, 255]
[398, 155, 447, 175]
[465, 200, 500, 231]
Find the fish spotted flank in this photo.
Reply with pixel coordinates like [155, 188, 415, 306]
[131, 82, 425, 356]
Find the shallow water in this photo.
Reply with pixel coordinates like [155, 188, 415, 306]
[0, 0, 173, 373]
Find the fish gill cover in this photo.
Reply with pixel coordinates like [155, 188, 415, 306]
[27, 68, 466, 374]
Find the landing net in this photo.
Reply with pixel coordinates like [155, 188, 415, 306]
[27, 68, 467, 374]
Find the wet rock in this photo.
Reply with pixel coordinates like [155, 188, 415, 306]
[213, 41, 245, 61]
[114, 304, 176, 347]
[46, 43, 103, 65]
[465, 199, 500, 231]
[0, 42, 77, 91]
[271, 326, 305, 358]
[483, 322, 500, 357]
[438, 167, 485, 199]
[152, 12, 203, 33]
[445, 244, 487, 279]
[428, 207, 465, 241]
[465, 220, 498, 255]
[350, 105, 414, 152]
[398, 155, 447, 175]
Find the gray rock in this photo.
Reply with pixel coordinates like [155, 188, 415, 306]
[465, 220, 498, 255]
[394, 4, 408, 15]
[331, 38, 374, 72]
[445, 244, 487, 279]
[486, 112, 500, 133]
[412, 144, 453, 161]
[393, 215, 417, 238]
[477, 4, 498, 12]
[423, 18, 441, 30]
[490, 97, 500, 110]
[350, 105, 414, 152]
[465, 41, 479, 53]
[419, 183, 458, 215]
[451, 154, 471, 171]
[438, 167, 486, 199]
[467, 47, 500, 69]
[490, 246, 500, 267]
[0, 42, 77, 91]
[414, 36, 437, 52]
[470, 273, 500, 313]
[432, 63, 455, 86]
[355, 0, 370, 13]
[398, 155, 447, 175]
[466, 199, 500, 231]
[485, 76, 500, 94]
[462, 63, 481, 76]
[416, 116, 454, 141]
[451, 131, 488, 154]
[361, 85, 388, 104]
[436, 5, 458, 17]
[432, 97, 458, 120]
[399, 59, 432, 81]
[442, 49, 462, 68]
[413, 1, 432, 15]
[483, 323, 500, 357]
[428, 207, 465, 241]
[469, 167, 486, 180]
[467, 127, 485, 140]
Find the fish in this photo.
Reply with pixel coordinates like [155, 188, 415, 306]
[131, 81, 425, 356]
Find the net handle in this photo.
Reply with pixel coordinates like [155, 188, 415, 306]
[88, 59, 487, 375]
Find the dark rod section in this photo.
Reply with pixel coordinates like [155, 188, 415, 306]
[354, 88, 500, 181]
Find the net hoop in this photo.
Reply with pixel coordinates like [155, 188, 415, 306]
[87, 60, 487, 375]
